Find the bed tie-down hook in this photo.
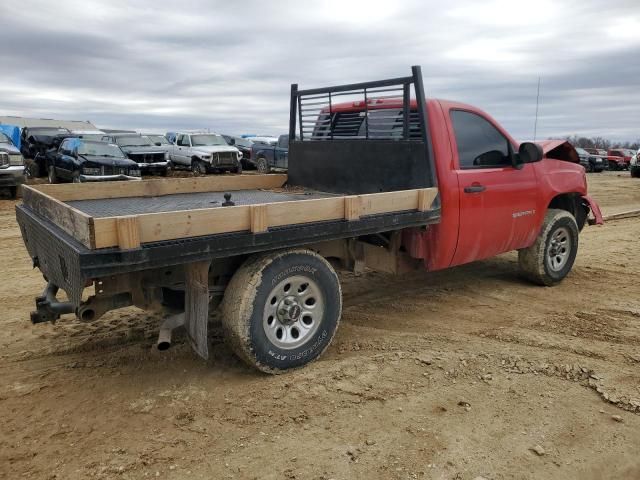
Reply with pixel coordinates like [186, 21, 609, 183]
[222, 192, 235, 206]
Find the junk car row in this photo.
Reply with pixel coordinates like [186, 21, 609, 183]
[1, 115, 638, 198]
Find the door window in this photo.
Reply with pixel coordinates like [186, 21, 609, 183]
[177, 135, 190, 146]
[451, 110, 512, 169]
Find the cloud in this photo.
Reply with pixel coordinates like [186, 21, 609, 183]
[0, 0, 638, 141]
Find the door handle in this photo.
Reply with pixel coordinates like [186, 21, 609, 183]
[464, 184, 486, 193]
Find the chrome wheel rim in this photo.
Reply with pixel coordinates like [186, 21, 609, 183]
[547, 226, 571, 272]
[263, 275, 324, 350]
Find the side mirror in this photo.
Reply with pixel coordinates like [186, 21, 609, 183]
[155, 142, 162, 146]
[517, 142, 543, 165]
[229, 138, 235, 145]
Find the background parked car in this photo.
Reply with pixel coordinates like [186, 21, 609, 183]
[583, 148, 608, 170]
[20, 126, 71, 177]
[168, 132, 242, 174]
[0, 131, 25, 198]
[606, 148, 634, 170]
[101, 133, 169, 176]
[575, 147, 604, 172]
[250, 134, 290, 173]
[47, 138, 140, 183]
[221, 135, 275, 169]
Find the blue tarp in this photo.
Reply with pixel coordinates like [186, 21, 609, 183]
[0, 125, 21, 149]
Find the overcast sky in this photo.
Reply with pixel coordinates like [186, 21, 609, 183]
[1, 0, 639, 141]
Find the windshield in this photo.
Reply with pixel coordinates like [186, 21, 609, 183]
[146, 135, 169, 145]
[575, 148, 587, 155]
[191, 134, 226, 146]
[0, 133, 11, 144]
[116, 136, 152, 147]
[78, 142, 126, 158]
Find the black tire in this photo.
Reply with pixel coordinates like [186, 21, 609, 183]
[8, 186, 18, 199]
[47, 165, 58, 184]
[631, 166, 640, 178]
[191, 159, 208, 175]
[586, 163, 593, 173]
[256, 157, 269, 174]
[233, 163, 243, 174]
[518, 209, 579, 286]
[72, 171, 82, 183]
[221, 249, 342, 373]
[25, 160, 40, 178]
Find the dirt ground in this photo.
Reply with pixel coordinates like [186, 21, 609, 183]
[1, 171, 639, 480]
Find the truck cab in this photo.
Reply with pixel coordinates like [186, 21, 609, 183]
[306, 96, 601, 272]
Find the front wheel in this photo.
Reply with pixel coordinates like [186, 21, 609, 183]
[232, 163, 243, 174]
[221, 249, 342, 373]
[518, 209, 579, 286]
[191, 159, 208, 175]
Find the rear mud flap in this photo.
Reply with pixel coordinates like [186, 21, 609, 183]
[184, 261, 210, 359]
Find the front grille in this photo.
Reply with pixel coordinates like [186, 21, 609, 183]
[102, 166, 132, 175]
[215, 152, 236, 164]
[130, 153, 164, 163]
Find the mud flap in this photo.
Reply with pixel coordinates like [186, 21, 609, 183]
[581, 194, 603, 225]
[184, 261, 210, 360]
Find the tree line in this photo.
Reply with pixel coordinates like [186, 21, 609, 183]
[563, 135, 640, 151]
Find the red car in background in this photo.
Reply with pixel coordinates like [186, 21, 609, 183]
[606, 148, 634, 170]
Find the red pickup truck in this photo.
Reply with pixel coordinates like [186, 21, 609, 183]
[606, 148, 634, 170]
[17, 66, 603, 373]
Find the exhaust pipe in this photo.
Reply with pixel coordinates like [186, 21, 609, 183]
[156, 313, 184, 351]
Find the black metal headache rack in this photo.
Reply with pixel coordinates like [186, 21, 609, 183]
[287, 65, 436, 195]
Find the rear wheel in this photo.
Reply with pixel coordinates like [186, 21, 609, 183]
[518, 209, 579, 286]
[47, 165, 58, 184]
[221, 249, 342, 373]
[256, 157, 269, 174]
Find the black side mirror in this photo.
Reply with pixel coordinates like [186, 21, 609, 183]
[155, 142, 161, 146]
[229, 139, 235, 145]
[517, 142, 543, 165]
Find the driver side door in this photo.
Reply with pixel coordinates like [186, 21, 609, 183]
[449, 109, 540, 266]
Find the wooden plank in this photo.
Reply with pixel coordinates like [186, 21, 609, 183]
[417, 188, 438, 211]
[138, 205, 252, 244]
[250, 205, 268, 233]
[88, 187, 440, 249]
[344, 196, 361, 221]
[184, 261, 210, 360]
[359, 189, 420, 216]
[32, 174, 288, 202]
[266, 197, 345, 228]
[116, 216, 141, 249]
[21, 185, 94, 248]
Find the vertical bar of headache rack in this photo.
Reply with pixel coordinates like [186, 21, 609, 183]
[329, 92, 333, 141]
[363, 88, 369, 139]
[402, 82, 410, 140]
[297, 94, 304, 141]
[412, 65, 437, 187]
[289, 83, 298, 141]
